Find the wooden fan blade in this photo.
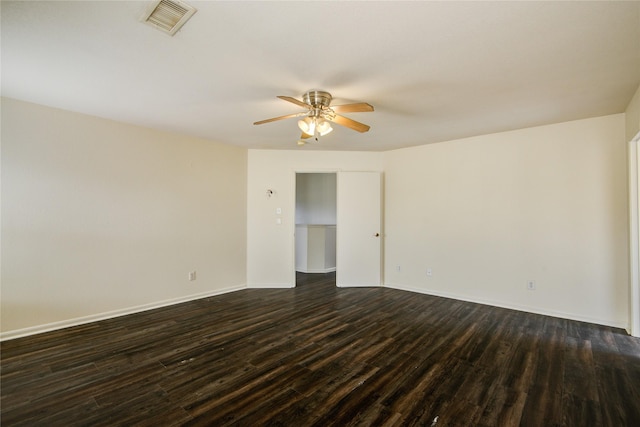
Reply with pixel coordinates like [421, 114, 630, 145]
[277, 96, 311, 109]
[331, 102, 374, 113]
[253, 112, 306, 125]
[329, 114, 371, 133]
[301, 132, 313, 139]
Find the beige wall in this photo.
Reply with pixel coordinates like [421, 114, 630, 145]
[626, 84, 640, 142]
[247, 150, 384, 287]
[1, 97, 632, 336]
[1, 98, 248, 337]
[384, 114, 629, 328]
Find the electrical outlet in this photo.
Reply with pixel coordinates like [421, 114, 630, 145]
[396, 265, 401, 272]
[527, 280, 535, 290]
[189, 271, 196, 281]
[426, 268, 433, 277]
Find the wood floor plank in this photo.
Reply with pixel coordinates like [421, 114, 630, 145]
[520, 387, 563, 427]
[2, 272, 639, 426]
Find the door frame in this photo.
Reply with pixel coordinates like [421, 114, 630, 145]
[628, 132, 640, 337]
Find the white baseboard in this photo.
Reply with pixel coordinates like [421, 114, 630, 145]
[0, 284, 246, 342]
[3, 282, 629, 341]
[246, 283, 294, 289]
[385, 283, 629, 331]
[295, 267, 336, 274]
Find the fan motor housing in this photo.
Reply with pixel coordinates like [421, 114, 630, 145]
[303, 90, 332, 109]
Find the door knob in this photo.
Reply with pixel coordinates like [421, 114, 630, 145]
[374, 233, 380, 237]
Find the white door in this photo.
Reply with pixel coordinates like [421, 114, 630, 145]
[336, 171, 382, 287]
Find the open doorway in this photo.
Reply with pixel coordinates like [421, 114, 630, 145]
[295, 173, 337, 287]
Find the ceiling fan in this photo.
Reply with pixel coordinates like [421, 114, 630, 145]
[254, 90, 374, 144]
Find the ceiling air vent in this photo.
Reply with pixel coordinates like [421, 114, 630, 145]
[142, 0, 196, 36]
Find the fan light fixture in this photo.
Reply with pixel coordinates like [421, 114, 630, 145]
[297, 117, 333, 137]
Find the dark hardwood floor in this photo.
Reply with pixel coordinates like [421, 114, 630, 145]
[2, 272, 639, 426]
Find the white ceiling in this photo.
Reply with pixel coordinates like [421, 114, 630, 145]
[2, 1, 639, 151]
